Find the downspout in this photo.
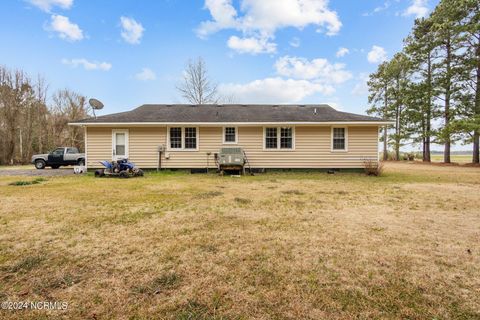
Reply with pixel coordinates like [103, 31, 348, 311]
[84, 126, 88, 170]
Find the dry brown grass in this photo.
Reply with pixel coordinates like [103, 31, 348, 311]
[0, 162, 479, 319]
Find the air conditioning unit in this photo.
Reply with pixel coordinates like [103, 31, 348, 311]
[217, 147, 245, 167]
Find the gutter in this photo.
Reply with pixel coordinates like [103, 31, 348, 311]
[69, 121, 395, 126]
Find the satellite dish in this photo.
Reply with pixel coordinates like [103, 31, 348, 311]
[89, 98, 104, 119]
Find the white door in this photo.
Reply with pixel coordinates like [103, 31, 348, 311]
[112, 130, 129, 160]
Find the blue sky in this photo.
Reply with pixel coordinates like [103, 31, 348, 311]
[1, 0, 437, 118]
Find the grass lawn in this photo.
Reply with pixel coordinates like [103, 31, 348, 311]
[0, 163, 479, 319]
[430, 154, 473, 163]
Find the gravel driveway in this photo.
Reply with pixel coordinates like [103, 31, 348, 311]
[0, 168, 76, 176]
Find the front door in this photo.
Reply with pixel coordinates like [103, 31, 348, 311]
[48, 148, 65, 165]
[112, 130, 128, 160]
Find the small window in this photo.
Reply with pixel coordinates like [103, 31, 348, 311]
[184, 127, 197, 149]
[53, 148, 64, 155]
[280, 128, 292, 149]
[333, 128, 346, 150]
[66, 148, 78, 154]
[170, 127, 182, 149]
[224, 127, 237, 143]
[265, 128, 278, 149]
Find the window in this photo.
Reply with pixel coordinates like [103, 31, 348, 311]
[332, 127, 346, 151]
[66, 148, 78, 154]
[115, 133, 126, 156]
[170, 127, 182, 149]
[265, 127, 294, 150]
[280, 128, 292, 149]
[224, 127, 237, 143]
[265, 128, 278, 149]
[168, 127, 198, 150]
[52, 148, 64, 155]
[184, 127, 197, 149]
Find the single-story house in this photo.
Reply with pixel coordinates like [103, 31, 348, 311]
[69, 104, 391, 169]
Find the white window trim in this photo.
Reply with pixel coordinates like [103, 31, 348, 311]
[112, 129, 129, 160]
[222, 126, 238, 144]
[331, 127, 348, 152]
[263, 126, 295, 151]
[166, 126, 200, 151]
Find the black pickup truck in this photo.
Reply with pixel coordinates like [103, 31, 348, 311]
[31, 147, 85, 169]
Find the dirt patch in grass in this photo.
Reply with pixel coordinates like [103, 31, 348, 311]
[0, 162, 479, 319]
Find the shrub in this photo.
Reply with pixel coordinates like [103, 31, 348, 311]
[363, 159, 384, 176]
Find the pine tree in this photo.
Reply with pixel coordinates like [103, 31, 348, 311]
[404, 18, 438, 162]
[367, 62, 393, 160]
[389, 53, 413, 160]
[454, 0, 480, 163]
[430, 0, 464, 163]
[367, 54, 412, 161]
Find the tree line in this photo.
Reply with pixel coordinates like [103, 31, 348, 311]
[0, 65, 90, 165]
[367, 0, 479, 163]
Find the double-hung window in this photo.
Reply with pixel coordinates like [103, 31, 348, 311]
[332, 127, 347, 151]
[169, 127, 198, 150]
[265, 128, 278, 149]
[170, 128, 182, 149]
[280, 128, 293, 149]
[223, 127, 237, 144]
[265, 127, 294, 150]
[184, 127, 197, 149]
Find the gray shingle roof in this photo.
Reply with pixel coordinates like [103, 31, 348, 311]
[72, 104, 384, 124]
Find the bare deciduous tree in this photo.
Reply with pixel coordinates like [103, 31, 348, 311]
[51, 89, 89, 150]
[176, 57, 219, 104]
[0, 65, 90, 165]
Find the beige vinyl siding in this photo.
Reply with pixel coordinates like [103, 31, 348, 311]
[86, 127, 112, 168]
[86, 125, 379, 169]
[129, 127, 164, 167]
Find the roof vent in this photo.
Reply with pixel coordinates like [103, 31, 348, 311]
[314, 108, 317, 115]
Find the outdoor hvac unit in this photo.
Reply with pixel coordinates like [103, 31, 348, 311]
[217, 147, 245, 168]
[215, 147, 253, 175]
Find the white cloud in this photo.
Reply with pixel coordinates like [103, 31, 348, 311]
[274, 56, 352, 83]
[197, 0, 342, 54]
[47, 14, 83, 41]
[120, 16, 144, 44]
[362, 1, 391, 16]
[227, 35, 276, 54]
[289, 37, 300, 48]
[351, 72, 369, 96]
[28, 0, 73, 12]
[336, 47, 349, 57]
[62, 58, 112, 71]
[403, 0, 429, 19]
[367, 45, 387, 64]
[219, 77, 334, 103]
[135, 68, 156, 81]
